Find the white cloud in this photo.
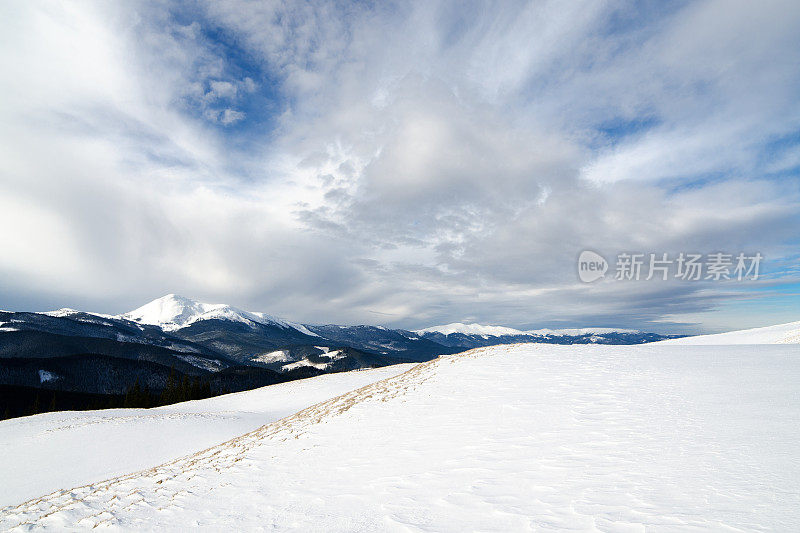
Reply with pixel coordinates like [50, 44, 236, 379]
[0, 0, 798, 331]
[220, 108, 245, 124]
[207, 80, 237, 100]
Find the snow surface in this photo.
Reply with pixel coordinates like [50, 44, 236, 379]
[0, 321, 18, 332]
[120, 294, 319, 336]
[42, 308, 116, 320]
[657, 320, 800, 345]
[174, 354, 226, 372]
[0, 364, 413, 509]
[281, 350, 345, 371]
[251, 349, 292, 364]
[1, 342, 798, 531]
[37, 370, 57, 383]
[41, 308, 81, 318]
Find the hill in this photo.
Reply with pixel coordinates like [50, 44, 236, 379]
[2, 340, 798, 530]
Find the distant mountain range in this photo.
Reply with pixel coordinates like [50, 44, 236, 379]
[413, 322, 669, 349]
[0, 294, 681, 400]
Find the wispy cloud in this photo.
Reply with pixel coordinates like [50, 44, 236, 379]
[0, 0, 798, 332]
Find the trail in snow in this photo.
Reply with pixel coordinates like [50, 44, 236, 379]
[1, 343, 798, 531]
[0, 364, 413, 508]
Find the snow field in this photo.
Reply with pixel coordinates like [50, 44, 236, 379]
[1, 343, 798, 531]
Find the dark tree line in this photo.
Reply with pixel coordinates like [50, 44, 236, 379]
[0, 368, 227, 421]
[1, 360, 333, 422]
[121, 369, 217, 408]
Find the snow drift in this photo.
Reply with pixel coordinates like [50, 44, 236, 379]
[656, 320, 800, 344]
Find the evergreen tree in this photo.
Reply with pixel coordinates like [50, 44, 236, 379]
[161, 367, 177, 405]
[133, 380, 142, 407]
[142, 385, 152, 408]
[190, 377, 202, 401]
[30, 394, 41, 415]
[179, 375, 189, 403]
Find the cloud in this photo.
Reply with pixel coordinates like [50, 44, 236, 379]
[220, 108, 245, 124]
[207, 80, 237, 100]
[0, 0, 798, 332]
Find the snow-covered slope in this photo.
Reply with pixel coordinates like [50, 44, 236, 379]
[0, 364, 412, 508]
[656, 320, 800, 344]
[281, 349, 345, 371]
[2, 342, 798, 530]
[121, 294, 318, 336]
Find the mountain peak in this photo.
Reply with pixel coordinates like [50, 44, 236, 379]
[120, 294, 319, 337]
[122, 294, 233, 331]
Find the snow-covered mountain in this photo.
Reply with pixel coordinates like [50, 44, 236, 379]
[0, 294, 684, 411]
[415, 322, 639, 337]
[3, 340, 798, 529]
[415, 322, 668, 348]
[116, 295, 664, 349]
[525, 327, 639, 335]
[121, 294, 318, 337]
[1, 295, 683, 368]
[0, 303, 398, 406]
[26, 294, 674, 354]
[415, 322, 526, 336]
[0, 308, 231, 374]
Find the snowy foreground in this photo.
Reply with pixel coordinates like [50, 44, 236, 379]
[1, 342, 799, 531]
[0, 365, 414, 508]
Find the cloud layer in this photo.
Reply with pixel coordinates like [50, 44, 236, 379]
[1, 0, 799, 332]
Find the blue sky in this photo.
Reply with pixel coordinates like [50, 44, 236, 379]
[0, 0, 798, 333]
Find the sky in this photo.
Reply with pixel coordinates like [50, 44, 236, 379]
[0, 0, 799, 333]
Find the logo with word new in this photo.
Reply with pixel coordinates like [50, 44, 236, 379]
[578, 250, 608, 283]
[577, 250, 762, 283]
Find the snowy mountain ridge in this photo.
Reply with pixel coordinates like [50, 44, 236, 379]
[414, 322, 525, 336]
[42, 295, 643, 341]
[120, 294, 319, 337]
[415, 322, 640, 337]
[42, 292, 799, 346]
